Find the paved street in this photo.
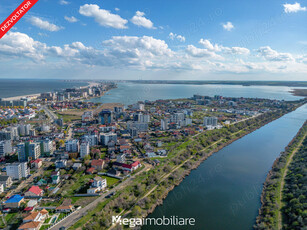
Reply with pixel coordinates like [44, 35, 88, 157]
[49, 164, 151, 230]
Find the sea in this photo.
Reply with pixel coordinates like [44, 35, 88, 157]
[0, 79, 87, 99]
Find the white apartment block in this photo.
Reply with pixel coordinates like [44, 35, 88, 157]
[18, 124, 31, 136]
[0, 140, 12, 157]
[82, 111, 94, 122]
[80, 142, 90, 158]
[41, 140, 54, 154]
[100, 133, 117, 146]
[161, 119, 169, 131]
[6, 162, 29, 180]
[29, 142, 41, 160]
[82, 135, 98, 147]
[203, 117, 218, 127]
[65, 139, 80, 152]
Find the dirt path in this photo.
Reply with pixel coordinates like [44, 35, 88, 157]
[277, 133, 306, 229]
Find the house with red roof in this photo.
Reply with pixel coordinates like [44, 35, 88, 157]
[113, 161, 141, 172]
[91, 159, 104, 171]
[19, 209, 49, 230]
[25, 186, 44, 197]
[119, 145, 130, 152]
[30, 159, 42, 169]
[86, 167, 96, 174]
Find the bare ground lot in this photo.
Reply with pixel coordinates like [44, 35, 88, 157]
[56, 103, 124, 117]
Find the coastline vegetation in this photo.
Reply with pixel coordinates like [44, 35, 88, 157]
[255, 121, 307, 230]
[290, 88, 307, 97]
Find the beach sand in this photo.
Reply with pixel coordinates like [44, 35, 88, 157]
[1, 81, 99, 101]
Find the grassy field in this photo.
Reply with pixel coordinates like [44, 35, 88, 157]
[59, 114, 81, 122]
[59, 173, 119, 197]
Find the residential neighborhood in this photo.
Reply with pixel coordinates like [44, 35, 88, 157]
[0, 81, 295, 229]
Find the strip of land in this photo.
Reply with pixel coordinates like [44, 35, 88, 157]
[255, 121, 307, 230]
[290, 88, 307, 97]
[277, 131, 306, 229]
[128, 80, 307, 87]
[68, 103, 304, 230]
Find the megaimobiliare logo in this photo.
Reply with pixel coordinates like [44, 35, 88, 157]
[112, 215, 196, 228]
[0, 0, 39, 39]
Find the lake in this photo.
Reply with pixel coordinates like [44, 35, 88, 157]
[90, 83, 305, 105]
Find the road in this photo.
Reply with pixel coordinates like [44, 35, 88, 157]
[5, 160, 53, 198]
[41, 105, 58, 123]
[49, 163, 151, 230]
[65, 123, 73, 141]
[49, 114, 260, 229]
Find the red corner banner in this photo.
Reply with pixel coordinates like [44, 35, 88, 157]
[0, 0, 39, 39]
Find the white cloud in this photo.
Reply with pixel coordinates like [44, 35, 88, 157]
[38, 32, 48, 37]
[131, 11, 155, 29]
[186, 45, 223, 59]
[169, 33, 186, 42]
[283, 2, 306, 13]
[59, 0, 70, 5]
[49, 35, 174, 68]
[198, 39, 249, 55]
[169, 32, 175, 40]
[0, 32, 46, 61]
[29, 16, 63, 32]
[79, 4, 128, 29]
[257, 46, 294, 62]
[176, 35, 185, 42]
[115, 8, 120, 12]
[103, 36, 174, 57]
[64, 16, 78, 23]
[199, 39, 222, 51]
[222, 22, 234, 31]
[1, 32, 305, 75]
[224, 47, 250, 55]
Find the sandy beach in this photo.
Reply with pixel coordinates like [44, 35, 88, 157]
[2, 93, 41, 101]
[1, 81, 99, 101]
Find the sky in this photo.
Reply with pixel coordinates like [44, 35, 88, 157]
[0, 0, 306, 80]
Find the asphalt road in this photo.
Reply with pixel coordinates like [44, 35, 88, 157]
[41, 105, 58, 122]
[49, 164, 151, 230]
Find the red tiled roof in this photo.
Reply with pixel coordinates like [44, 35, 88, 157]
[91, 159, 104, 166]
[33, 159, 42, 163]
[24, 212, 39, 221]
[18, 221, 40, 229]
[86, 167, 95, 173]
[131, 161, 141, 167]
[27, 186, 43, 196]
[120, 145, 130, 150]
[121, 164, 132, 169]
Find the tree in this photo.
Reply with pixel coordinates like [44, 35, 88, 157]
[84, 154, 91, 161]
[59, 139, 65, 147]
[132, 205, 142, 216]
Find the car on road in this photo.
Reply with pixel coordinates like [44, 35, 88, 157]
[105, 192, 115, 198]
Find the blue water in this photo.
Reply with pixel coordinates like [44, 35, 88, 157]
[143, 104, 307, 230]
[0, 79, 87, 98]
[90, 83, 304, 105]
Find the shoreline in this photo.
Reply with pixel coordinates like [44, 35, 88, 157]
[127, 80, 307, 87]
[1, 81, 98, 101]
[69, 100, 306, 230]
[289, 88, 307, 97]
[140, 110, 291, 224]
[255, 120, 307, 229]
